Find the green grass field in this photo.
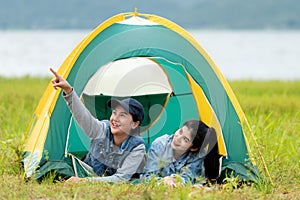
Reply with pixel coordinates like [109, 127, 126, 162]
[0, 77, 299, 199]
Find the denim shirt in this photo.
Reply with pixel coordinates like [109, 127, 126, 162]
[64, 90, 146, 183]
[84, 120, 145, 176]
[142, 134, 206, 184]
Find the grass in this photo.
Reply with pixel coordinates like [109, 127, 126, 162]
[0, 77, 299, 199]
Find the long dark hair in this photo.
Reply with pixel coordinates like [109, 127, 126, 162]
[184, 120, 222, 181]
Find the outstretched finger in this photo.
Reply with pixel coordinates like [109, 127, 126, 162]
[50, 67, 60, 78]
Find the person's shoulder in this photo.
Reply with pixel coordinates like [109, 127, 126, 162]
[151, 134, 171, 149]
[100, 120, 111, 132]
[130, 134, 146, 146]
[153, 134, 170, 142]
[101, 119, 110, 125]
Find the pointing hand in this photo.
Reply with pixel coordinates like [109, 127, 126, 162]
[50, 68, 73, 94]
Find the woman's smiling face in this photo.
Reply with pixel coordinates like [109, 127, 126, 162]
[109, 105, 138, 136]
[171, 125, 193, 154]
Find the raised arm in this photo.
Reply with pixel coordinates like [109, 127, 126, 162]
[50, 68, 106, 139]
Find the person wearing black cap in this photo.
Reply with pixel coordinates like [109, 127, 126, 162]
[50, 68, 146, 183]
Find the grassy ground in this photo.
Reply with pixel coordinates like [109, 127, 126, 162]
[0, 77, 299, 199]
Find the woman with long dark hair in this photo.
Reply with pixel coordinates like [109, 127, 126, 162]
[142, 120, 222, 187]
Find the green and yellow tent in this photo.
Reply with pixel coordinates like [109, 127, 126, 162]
[22, 11, 265, 182]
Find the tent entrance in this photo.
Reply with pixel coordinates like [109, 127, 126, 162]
[65, 56, 201, 155]
[66, 57, 174, 156]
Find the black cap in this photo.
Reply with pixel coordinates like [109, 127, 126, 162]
[108, 98, 144, 123]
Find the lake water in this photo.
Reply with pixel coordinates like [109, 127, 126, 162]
[1, 29, 300, 80]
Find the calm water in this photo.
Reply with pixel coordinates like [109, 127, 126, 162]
[0, 29, 300, 80]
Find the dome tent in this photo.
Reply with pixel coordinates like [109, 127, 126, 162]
[22, 11, 263, 182]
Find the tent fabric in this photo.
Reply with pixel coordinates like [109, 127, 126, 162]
[82, 57, 172, 96]
[22, 12, 260, 182]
